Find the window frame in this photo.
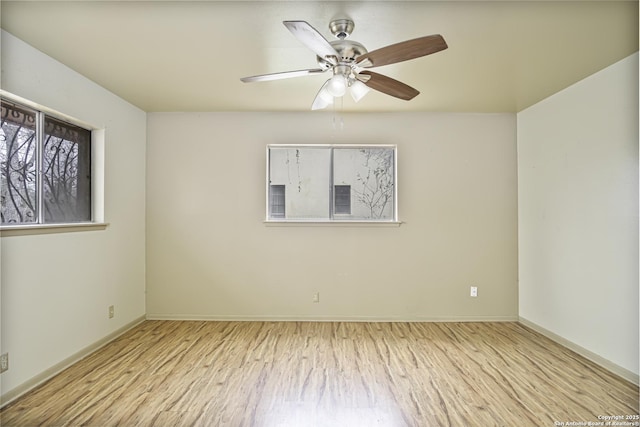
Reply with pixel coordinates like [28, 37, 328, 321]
[265, 144, 400, 225]
[0, 92, 106, 235]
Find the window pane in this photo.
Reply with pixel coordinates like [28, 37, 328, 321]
[1, 101, 37, 224]
[334, 185, 351, 215]
[334, 147, 395, 220]
[43, 116, 91, 223]
[268, 147, 331, 220]
[270, 185, 285, 218]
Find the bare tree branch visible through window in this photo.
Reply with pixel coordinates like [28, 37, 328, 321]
[354, 148, 394, 219]
[1, 98, 91, 225]
[1, 102, 37, 223]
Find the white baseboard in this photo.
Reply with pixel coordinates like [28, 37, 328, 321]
[145, 313, 519, 322]
[519, 317, 639, 386]
[0, 315, 146, 409]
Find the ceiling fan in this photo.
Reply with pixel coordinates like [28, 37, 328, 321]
[240, 19, 448, 110]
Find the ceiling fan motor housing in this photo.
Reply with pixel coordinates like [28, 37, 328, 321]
[316, 40, 368, 69]
[316, 19, 367, 70]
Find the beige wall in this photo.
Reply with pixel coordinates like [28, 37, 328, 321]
[518, 53, 639, 378]
[146, 112, 518, 320]
[1, 31, 147, 399]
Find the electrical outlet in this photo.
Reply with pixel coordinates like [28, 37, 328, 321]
[108, 305, 115, 319]
[313, 292, 320, 303]
[1, 353, 8, 373]
[470, 286, 478, 297]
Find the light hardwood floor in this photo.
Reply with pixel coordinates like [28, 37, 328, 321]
[1, 321, 638, 426]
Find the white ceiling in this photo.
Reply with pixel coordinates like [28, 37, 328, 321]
[1, 1, 637, 113]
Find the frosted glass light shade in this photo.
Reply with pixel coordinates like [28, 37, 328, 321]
[318, 87, 333, 104]
[311, 82, 334, 110]
[327, 75, 347, 97]
[312, 91, 332, 110]
[350, 80, 370, 102]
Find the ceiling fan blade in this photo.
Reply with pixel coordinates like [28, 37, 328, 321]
[356, 35, 447, 68]
[358, 71, 419, 100]
[240, 68, 326, 83]
[283, 21, 339, 63]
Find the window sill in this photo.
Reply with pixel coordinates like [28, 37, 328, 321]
[264, 220, 403, 227]
[0, 222, 109, 237]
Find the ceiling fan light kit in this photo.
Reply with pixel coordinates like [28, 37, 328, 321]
[240, 19, 447, 110]
[312, 72, 370, 110]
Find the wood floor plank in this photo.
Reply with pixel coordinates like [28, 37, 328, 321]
[1, 321, 638, 426]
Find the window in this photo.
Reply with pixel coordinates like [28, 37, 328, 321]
[1, 98, 92, 225]
[267, 145, 397, 222]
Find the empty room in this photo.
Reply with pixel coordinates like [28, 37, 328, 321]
[0, 1, 638, 426]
